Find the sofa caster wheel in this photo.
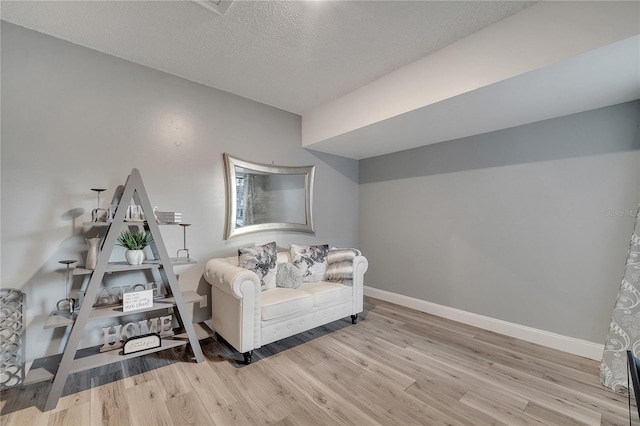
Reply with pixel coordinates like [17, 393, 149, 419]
[351, 314, 358, 324]
[243, 351, 253, 365]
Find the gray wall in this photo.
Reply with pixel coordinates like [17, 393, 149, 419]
[0, 22, 359, 361]
[360, 101, 640, 344]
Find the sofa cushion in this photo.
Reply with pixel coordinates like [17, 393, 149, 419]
[290, 244, 329, 282]
[298, 282, 352, 308]
[261, 288, 314, 321]
[239, 242, 277, 290]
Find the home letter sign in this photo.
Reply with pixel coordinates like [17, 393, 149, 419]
[100, 315, 173, 352]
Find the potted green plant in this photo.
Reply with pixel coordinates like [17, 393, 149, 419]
[117, 230, 153, 265]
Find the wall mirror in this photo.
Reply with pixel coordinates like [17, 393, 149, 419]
[223, 153, 315, 239]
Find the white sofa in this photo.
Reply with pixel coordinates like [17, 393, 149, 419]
[204, 251, 368, 363]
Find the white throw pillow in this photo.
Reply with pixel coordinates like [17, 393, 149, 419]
[276, 262, 302, 289]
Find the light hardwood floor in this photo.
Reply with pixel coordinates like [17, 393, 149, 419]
[0, 296, 632, 425]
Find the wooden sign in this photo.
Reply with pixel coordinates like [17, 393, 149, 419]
[123, 289, 153, 312]
[87, 282, 166, 308]
[122, 333, 161, 355]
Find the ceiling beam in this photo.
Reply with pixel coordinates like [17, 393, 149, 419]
[302, 1, 640, 159]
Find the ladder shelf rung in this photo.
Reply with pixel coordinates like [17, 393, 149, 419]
[73, 262, 162, 276]
[26, 338, 190, 381]
[73, 258, 193, 276]
[43, 294, 201, 329]
[69, 339, 189, 374]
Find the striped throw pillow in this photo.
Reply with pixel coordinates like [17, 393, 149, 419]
[324, 248, 361, 286]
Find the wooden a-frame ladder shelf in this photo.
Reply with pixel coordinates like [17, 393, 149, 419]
[36, 168, 205, 412]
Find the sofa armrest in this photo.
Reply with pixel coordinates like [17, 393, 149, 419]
[204, 258, 262, 354]
[353, 255, 369, 279]
[352, 255, 368, 314]
[204, 258, 261, 298]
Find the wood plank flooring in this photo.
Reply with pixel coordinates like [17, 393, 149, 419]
[0, 296, 633, 425]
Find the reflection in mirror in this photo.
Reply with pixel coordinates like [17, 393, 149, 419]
[224, 154, 315, 239]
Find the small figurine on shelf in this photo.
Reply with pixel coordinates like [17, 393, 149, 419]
[125, 205, 144, 222]
[107, 205, 117, 222]
[54, 259, 77, 316]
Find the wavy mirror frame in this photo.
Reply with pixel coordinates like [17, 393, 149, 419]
[223, 153, 315, 239]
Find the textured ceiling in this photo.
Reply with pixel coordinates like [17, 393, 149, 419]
[0, 0, 536, 114]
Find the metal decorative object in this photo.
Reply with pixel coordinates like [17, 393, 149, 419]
[177, 223, 191, 260]
[54, 260, 77, 316]
[0, 289, 25, 389]
[91, 188, 108, 222]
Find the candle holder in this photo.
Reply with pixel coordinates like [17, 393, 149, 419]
[54, 260, 77, 316]
[91, 188, 108, 222]
[176, 223, 191, 261]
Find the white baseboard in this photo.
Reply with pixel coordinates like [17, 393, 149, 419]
[364, 286, 604, 361]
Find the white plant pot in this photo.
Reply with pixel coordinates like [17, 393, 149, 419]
[125, 250, 145, 266]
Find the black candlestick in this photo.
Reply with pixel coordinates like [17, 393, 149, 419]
[177, 223, 191, 260]
[55, 259, 77, 315]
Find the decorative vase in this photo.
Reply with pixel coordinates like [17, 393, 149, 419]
[125, 250, 145, 266]
[85, 238, 100, 270]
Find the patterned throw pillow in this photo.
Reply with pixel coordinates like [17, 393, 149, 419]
[324, 248, 362, 286]
[290, 244, 329, 282]
[276, 262, 302, 289]
[238, 242, 277, 290]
